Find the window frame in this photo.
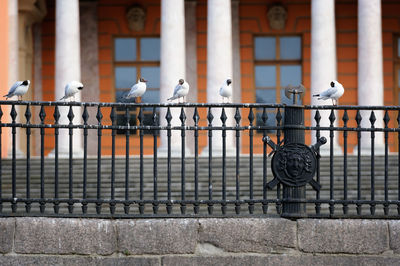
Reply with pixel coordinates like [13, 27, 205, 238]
[253, 34, 303, 133]
[253, 34, 303, 104]
[112, 35, 161, 135]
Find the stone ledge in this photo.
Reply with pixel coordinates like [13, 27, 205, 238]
[0, 255, 161, 266]
[389, 220, 400, 254]
[1, 217, 399, 258]
[14, 217, 117, 255]
[198, 218, 297, 253]
[116, 219, 198, 255]
[298, 219, 389, 254]
[161, 255, 400, 266]
[0, 218, 14, 254]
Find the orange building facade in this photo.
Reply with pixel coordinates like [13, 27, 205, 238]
[3, 0, 400, 156]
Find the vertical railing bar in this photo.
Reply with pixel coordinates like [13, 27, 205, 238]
[356, 110, 362, 215]
[180, 107, 186, 214]
[96, 106, 102, 214]
[193, 107, 199, 214]
[139, 107, 144, 214]
[82, 106, 88, 214]
[329, 109, 335, 216]
[315, 110, 321, 214]
[235, 107, 241, 215]
[261, 108, 267, 214]
[276, 107, 282, 214]
[68, 106, 74, 214]
[124, 107, 130, 214]
[39, 105, 45, 213]
[53, 106, 59, 214]
[384, 111, 389, 215]
[163, 107, 171, 213]
[370, 111, 376, 215]
[221, 107, 227, 215]
[11, 105, 16, 213]
[25, 104, 31, 213]
[342, 110, 348, 215]
[207, 107, 214, 214]
[110, 106, 116, 214]
[153, 107, 158, 214]
[248, 107, 254, 214]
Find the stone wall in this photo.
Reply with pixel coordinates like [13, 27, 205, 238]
[0, 217, 400, 265]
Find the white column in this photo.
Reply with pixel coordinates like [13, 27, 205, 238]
[358, 0, 384, 154]
[185, 0, 197, 155]
[205, 0, 235, 155]
[311, 0, 341, 155]
[55, 0, 82, 157]
[8, 0, 23, 157]
[8, 0, 18, 89]
[159, 0, 188, 156]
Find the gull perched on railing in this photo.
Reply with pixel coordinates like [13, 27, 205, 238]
[168, 79, 190, 103]
[124, 77, 147, 103]
[4, 80, 30, 101]
[60, 81, 84, 101]
[312, 80, 344, 106]
[219, 78, 232, 103]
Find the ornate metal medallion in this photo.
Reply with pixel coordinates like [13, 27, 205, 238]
[263, 136, 327, 191]
[271, 143, 316, 187]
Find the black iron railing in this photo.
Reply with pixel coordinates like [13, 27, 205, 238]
[0, 100, 399, 218]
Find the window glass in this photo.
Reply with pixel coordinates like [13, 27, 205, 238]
[142, 89, 160, 104]
[254, 37, 276, 60]
[255, 65, 276, 87]
[115, 38, 136, 61]
[280, 65, 302, 87]
[115, 66, 136, 89]
[141, 66, 160, 89]
[280, 37, 301, 60]
[140, 38, 160, 61]
[256, 89, 276, 104]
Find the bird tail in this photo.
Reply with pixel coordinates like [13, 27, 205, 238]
[59, 96, 66, 101]
[167, 96, 175, 101]
[3, 94, 9, 99]
[312, 94, 320, 97]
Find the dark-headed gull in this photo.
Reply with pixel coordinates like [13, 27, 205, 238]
[60, 81, 84, 101]
[312, 80, 344, 106]
[4, 80, 30, 101]
[219, 78, 232, 103]
[168, 79, 190, 103]
[124, 78, 147, 102]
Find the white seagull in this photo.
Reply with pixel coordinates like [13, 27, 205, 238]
[125, 78, 147, 102]
[60, 81, 84, 101]
[219, 78, 232, 103]
[312, 80, 344, 106]
[168, 79, 190, 103]
[4, 80, 30, 101]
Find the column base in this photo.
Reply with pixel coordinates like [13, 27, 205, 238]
[200, 146, 237, 157]
[157, 145, 192, 158]
[47, 148, 85, 158]
[8, 149, 26, 159]
[352, 144, 386, 156]
[318, 145, 343, 156]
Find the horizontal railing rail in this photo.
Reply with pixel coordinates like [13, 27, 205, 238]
[0, 100, 399, 218]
